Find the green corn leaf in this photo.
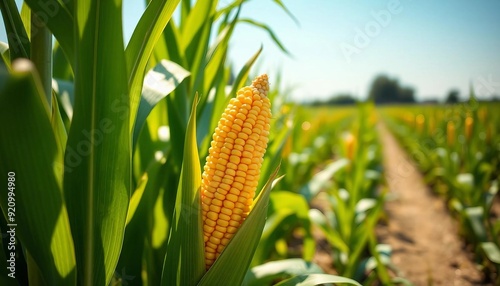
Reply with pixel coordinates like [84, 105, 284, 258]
[64, 1, 130, 285]
[53, 42, 73, 81]
[259, 116, 292, 192]
[133, 59, 190, 148]
[243, 259, 323, 286]
[275, 273, 362, 286]
[20, 2, 31, 38]
[308, 209, 348, 253]
[346, 195, 385, 277]
[200, 46, 262, 157]
[268, 191, 315, 260]
[0, 59, 76, 286]
[125, 0, 181, 130]
[202, 6, 240, 95]
[215, 0, 245, 20]
[0, 0, 30, 60]
[23, 0, 74, 64]
[126, 150, 168, 226]
[0, 42, 10, 69]
[229, 46, 262, 97]
[180, 0, 218, 95]
[180, 0, 216, 53]
[52, 79, 74, 121]
[117, 149, 170, 285]
[161, 94, 205, 286]
[300, 159, 349, 202]
[199, 166, 283, 286]
[238, 18, 290, 55]
[272, 0, 299, 26]
[251, 209, 297, 267]
[480, 242, 500, 264]
[464, 206, 487, 242]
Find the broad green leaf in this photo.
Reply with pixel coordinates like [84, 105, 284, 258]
[346, 196, 385, 277]
[480, 242, 500, 264]
[0, 0, 30, 59]
[260, 115, 292, 192]
[125, 0, 181, 130]
[202, 6, 240, 95]
[157, 21, 184, 66]
[0, 59, 76, 285]
[52, 79, 74, 120]
[118, 149, 170, 286]
[20, 2, 31, 38]
[275, 273, 362, 286]
[486, 180, 498, 212]
[308, 209, 348, 253]
[365, 237, 391, 284]
[268, 191, 315, 260]
[50, 92, 68, 157]
[464, 207, 487, 242]
[180, 0, 216, 52]
[53, 42, 73, 81]
[252, 209, 297, 266]
[243, 259, 323, 286]
[300, 159, 349, 202]
[199, 166, 283, 286]
[0, 41, 10, 69]
[200, 48, 262, 158]
[133, 59, 190, 147]
[126, 151, 168, 225]
[197, 67, 228, 155]
[161, 95, 205, 286]
[64, 1, 130, 285]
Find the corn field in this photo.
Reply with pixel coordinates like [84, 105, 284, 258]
[0, 1, 499, 285]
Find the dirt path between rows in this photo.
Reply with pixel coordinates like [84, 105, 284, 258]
[377, 123, 489, 286]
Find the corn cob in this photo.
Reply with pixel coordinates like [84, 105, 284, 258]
[343, 132, 356, 160]
[201, 74, 271, 269]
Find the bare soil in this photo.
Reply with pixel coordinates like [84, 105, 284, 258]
[377, 123, 490, 285]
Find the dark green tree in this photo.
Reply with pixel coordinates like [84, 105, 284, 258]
[445, 89, 460, 103]
[368, 74, 415, 104]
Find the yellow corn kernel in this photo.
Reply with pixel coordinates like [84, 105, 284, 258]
[447, 121, 455, 147]
[201, 74, 271, 269]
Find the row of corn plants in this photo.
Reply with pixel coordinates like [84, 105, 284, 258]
[253, 102, 411, 285]
[381, 97, 500, 284]
[0, 0, 366, 285]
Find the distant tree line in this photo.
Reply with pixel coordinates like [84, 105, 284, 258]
[306, 74, 499, 106]
[310, 93, 357, 106]
[368, 75, 415, 104]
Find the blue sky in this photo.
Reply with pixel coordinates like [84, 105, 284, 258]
[2, 0, 500, 102]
